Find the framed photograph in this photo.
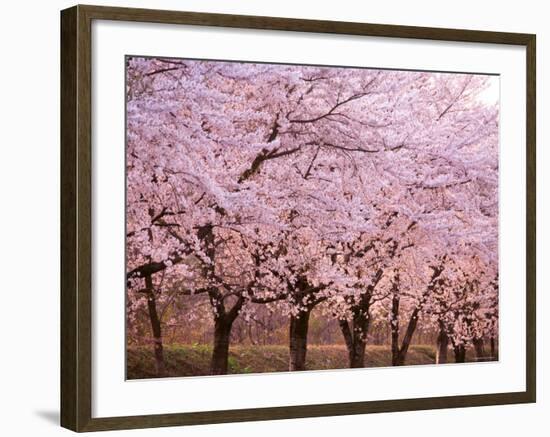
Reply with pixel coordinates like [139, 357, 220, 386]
[60, 4, 536, 432]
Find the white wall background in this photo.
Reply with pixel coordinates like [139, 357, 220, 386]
[0, 0, 546, 435]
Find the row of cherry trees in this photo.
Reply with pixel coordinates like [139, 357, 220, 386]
[126, 57, 499, 376]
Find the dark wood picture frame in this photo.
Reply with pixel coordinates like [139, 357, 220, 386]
[60, 4, 536, 432]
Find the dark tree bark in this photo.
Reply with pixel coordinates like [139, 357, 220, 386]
[490, 336, 497, 360]
[390, 274, 419, 366]
[289, 309, 311, 371]
[391, 265, 443, 366]
[436, 326, 449, 364]
[211, 317, 232, 375]
[348, 321, 368, 368]
[144, 274, 165, 377]
[209, 293, 245, 375]
[339, 309, 370, 368]
[453, 344, 466, 363]
[473, 337, 486, 362]
[339, 319, 354, 360]
[339, 269, 382, 368]
[392, 306, 420, 366]
[390, 285, 401, 366]
[286, 276, 328, 371]
[196, 222, 247, 375]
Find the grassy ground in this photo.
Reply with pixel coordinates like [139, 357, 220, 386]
[127, 344, 442, 379]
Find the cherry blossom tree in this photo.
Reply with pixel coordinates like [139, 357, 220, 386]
[126, 56, 499, 376]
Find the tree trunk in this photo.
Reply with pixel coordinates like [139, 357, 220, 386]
[389, 274, 419, 367]
[473, 337, 486, 362]
[144, 275, 165, 377]
[490, 336, 497, 360]
[436, 327, 449, 364]
[289, 310, 311, 371]
[339, 271, 381, 368]
[390, 291, 400, 366]
[393, 352, 405, 366]
[339, 317, 368, 368]
[392, 307, 419, 366]
[208, 292, 244, 375]
[453, 344, 466, 363]
[211, 318, 232, 375]
[339, 319, 354, 364]
[349, 328, 366, 368]
[392, 265, 443, 366]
